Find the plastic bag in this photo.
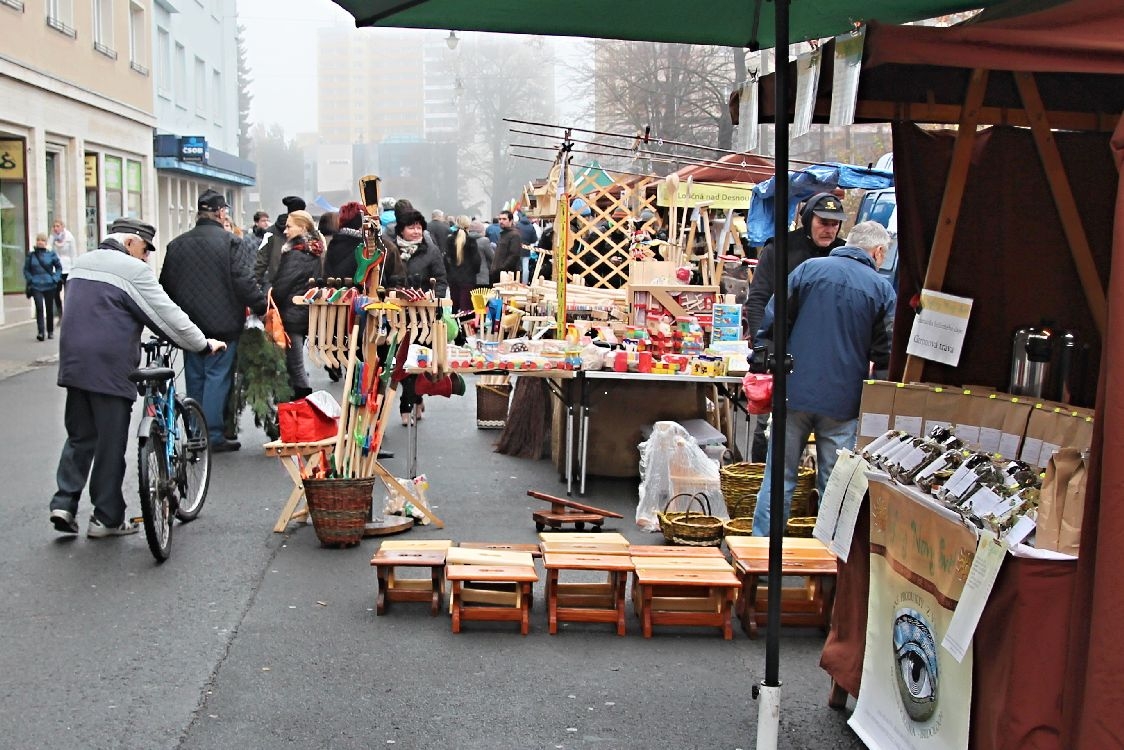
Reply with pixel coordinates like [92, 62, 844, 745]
[263, 290, 290, 349]
[742, 373, 773, 415]
[636, 421, 728, 531]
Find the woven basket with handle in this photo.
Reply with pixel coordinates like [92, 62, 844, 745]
[657, 492, 724, 547]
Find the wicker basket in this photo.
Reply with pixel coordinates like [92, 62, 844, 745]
[722, 517, 756, 537]
[302, 477, 374, 547]
[476, 382, 512, 429]
[719, 462, 816, 519]
[786, 516, 817, 538]
[658, 493, 724, 547]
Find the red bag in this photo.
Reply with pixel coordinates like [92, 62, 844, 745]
[278, 398, 337, 443]
[742, 373, 774, 415]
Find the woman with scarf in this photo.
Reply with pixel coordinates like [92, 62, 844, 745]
[24, 232, 63, 341]
[50, 219, 77, 318]
[443, 214, 478, 313]
[271, 210, 324, 399]
[381, 208, 447, 424]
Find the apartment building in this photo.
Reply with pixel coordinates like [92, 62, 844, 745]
[0, 0, 156, 294]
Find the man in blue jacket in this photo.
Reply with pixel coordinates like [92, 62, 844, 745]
[49, 218, 226, 537]
[751, 220, 896, 537]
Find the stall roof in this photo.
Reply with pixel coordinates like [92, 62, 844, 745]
[673, 151, 774, 183]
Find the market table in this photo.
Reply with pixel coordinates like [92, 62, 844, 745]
[821, 478, 1078, 749]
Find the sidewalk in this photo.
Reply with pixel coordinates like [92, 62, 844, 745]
[0, 293, 59, 380]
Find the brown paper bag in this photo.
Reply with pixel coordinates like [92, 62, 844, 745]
[1020, 405, 1061, 468]
[923, 386, 965, 438]
[1057, 457, 1087, 556]
[891, 383, 930, 438]
[997, 396, 1033, 461]
[976, 393, 1012, 454]
[1036, 447, 1082, 552]
[857, 380, 898, 449]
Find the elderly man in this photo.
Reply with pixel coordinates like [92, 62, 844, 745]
[49, 218, 226, 537]
[751, 220, 897, 537]
[161, 189, 266, 452]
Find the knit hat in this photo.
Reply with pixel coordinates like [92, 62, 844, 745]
[281, 195, 306, 213]
[338, 201, 366, 230]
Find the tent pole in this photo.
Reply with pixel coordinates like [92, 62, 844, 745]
[902, 68, 988, 383]
[757, 0, 788, 748]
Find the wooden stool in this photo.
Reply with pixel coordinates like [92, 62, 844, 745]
[726, 536, 838, 639]
[447, 564, 539, 635]
[628, 547, 728, 615]
[633, 565, 741, 639]
[370, 549, 448, 616]
[543, 552, 634, 636]
[446, 549, 537, 610]
[539, 539, 631, 556]
[539, 532, 629, 545]
[263, 438, 336, 533]
[459, 542, 543, 559]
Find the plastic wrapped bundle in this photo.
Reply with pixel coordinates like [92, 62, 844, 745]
[636, 421, 729, 531]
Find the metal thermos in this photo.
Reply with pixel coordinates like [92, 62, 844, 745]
[1052, 330, 1086, 405]
[1009, 326, 1053, 398]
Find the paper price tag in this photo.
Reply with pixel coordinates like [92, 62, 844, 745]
[943, 532, 1007, 662]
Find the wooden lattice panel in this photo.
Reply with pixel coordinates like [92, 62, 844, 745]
[565, 176, 660, 289]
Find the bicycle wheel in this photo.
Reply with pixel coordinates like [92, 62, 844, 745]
[173, 397, 211, 521]
[138, 422, 173, 562]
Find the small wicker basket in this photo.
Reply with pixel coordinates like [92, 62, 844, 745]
[658, 493, 724, 547]
[785, 516, 817, 538]
[719, 463, 816, 519]
[302, 477, 374, 547]
[722, 517, 756, 538]
[476, 382, 512, 429]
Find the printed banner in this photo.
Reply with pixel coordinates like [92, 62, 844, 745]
[655, 181, 755, 210]
[849, 478, 977, 750]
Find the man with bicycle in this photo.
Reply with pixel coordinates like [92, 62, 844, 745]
[49, 218, 226, 538]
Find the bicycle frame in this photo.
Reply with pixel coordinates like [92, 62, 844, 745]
[137, 339, 181, 508]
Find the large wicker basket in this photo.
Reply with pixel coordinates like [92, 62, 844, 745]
[719, 463, 816, 519]
[658, 493, 724, 547]
[302, 477, 374, 547]
[476, 382, 512, 429]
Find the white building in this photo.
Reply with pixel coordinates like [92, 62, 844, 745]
[151, 0, 254, 245]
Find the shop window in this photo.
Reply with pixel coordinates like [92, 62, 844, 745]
[46, 0, 74, 36]
[126, 159, 143, 219]
[129, 1, 148, 75]
[104, 155, 123, 224]
[92, 0, 116, 59]
[0, 137, 29, 294]
[84, 153, 99, 251]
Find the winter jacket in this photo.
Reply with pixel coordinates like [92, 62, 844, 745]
[324, 227, 364, 283]
[381, 231, 448, 297]
[271, 236, 324, 334]
[24, 248, 62, 292]
[160, 218, 267, 341]
[58, 239, 208, 401]
[472, 232, 494, 285]
[491, 227, 523, 284]
[756, 245, 896, 422]
[253, 215, 288, 288]
[743, 227, 845, 340]
[444, 227, 481, 288]
[428, 218, 451, 252]
[516, 217, 537, 252]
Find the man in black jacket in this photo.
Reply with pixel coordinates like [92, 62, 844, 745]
[742, 191, 846, 461]
[490, 210, 523, 284]
[254, 196, 305, 291]
[161, 189, 267, 452]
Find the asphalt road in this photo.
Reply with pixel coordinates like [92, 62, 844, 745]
[0, 308, 864, 750]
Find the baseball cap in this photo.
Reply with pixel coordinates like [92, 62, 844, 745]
[197, 189, 228, 211]
[807, 193, 846, 221]
[109, 217, 157, 254]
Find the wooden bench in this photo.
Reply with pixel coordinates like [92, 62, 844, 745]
[447, 564, 539, 635]
[725, 536, 838, 639]
[632, 565, 741, 639]
[542, 552, 634, 636]
[370, 548, 449, 616]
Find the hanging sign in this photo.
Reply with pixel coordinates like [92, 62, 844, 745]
[179, 135, 208, 163]
[0, 139, 26, 180]
[906, 290, 974, 367]
[830, 27, 866, 126]
[793, 47, 822, 139]
[655, 181, 755, 210]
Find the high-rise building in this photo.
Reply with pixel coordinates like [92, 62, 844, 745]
[151, 0, 255, 250]
[0, 0, 157, 295]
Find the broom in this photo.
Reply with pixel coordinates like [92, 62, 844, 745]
[495, 377, 549, 459]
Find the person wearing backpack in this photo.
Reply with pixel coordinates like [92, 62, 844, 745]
[24, 232, 62, 341]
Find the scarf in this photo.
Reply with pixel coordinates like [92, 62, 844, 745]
[397, 239, 420, 262]
[285, 234, 324, 258]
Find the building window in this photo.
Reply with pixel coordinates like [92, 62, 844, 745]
[0, 0, 26, 13]
[128, 1, 148, 75]
[104, 155, 123, 224]
[0, 137, 29, 294]
[194, 57, 206, 115]
[174, 43, 187, 105]
[126, 160, 143, 219]
[46, 0, 75, 37]
[212, 70, 222, 125]
[92, 0, 116, 58]
[156, 28, 170, 94]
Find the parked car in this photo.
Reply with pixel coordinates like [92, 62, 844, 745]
[856, 187, 898, 288]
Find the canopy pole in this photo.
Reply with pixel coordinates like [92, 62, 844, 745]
[902, 68, 988, 383]
[1013, 70, 1107, 339]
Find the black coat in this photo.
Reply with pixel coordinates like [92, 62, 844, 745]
[160, 218, 267, 340]
[491, 227, 522, 283]
[444, 228, 481, 288]
[381, 232, 448, 297]
[324, 228, 364, 283]
[271, 238, 324, 334]
[742, 227, 845, 339]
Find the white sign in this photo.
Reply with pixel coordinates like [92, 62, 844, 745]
[906, 290, 974, 367]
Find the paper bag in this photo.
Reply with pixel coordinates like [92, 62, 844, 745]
[891, 383, 929, 437]
[857, 380, 897, 449]
[1035, 447, 1082, 552]
[1058, 457, 1088, 556]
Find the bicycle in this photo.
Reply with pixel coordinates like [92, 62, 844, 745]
[128, 337, 212, 562]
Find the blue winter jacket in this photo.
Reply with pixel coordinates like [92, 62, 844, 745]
[24, 248, 62, 292]
[756, 245, 896, 421]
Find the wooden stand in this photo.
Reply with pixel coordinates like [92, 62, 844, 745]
[527, 490, 623, 532]
[725, 536, 838, 639]
[370, 548, 448, 616]
[263, 438, 336, 532]
[543, 552, 633, 636]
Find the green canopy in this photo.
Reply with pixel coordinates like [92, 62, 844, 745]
[330, 0, 1012, 49]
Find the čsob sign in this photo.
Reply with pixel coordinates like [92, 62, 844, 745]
[179, 136, 208, 163]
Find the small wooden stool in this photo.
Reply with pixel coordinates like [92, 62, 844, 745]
[633, 565, 741, 639]
[459, 542, 543, 559]
[446, 549, 537, 610]
[370, 549, 448, 616]
[543, 552, 634, 636]
[539, 532, 629, 545]
[447, 564, 539, 635]
[726, 536, 838, 639]
[628, 547, 728, 615]
[539, 540, 631, 556]
[263, 438, 336, 532]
